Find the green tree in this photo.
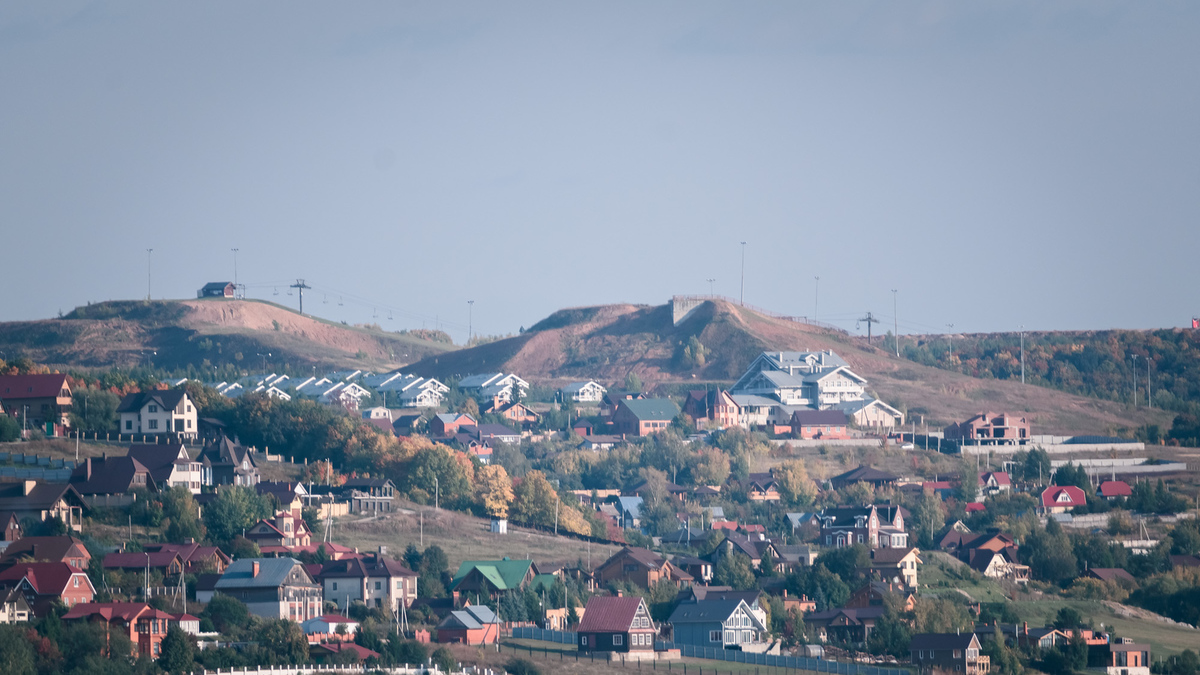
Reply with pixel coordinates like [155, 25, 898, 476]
[713, 554, 756, 590]
[404, 445, 472, 508]
[775, 460, 817, 508]
[510, 471, 560, 527]
[624, 372, 642, 392]
[203, 486, 272, 544]
[69, 387, 121, 432]
[159, 625, 195, 673]
[0, 415, 19, 443]
[162, 486, 205, 543]
[0, 625, 36, 675]
[261, 618, 309, 663]
[201, 594, 250, 634]
[1053, 607, 1083, 630]
[431, 647, 456, 672]
[910, 489, 947, 548]
[957, 462, 980, 502]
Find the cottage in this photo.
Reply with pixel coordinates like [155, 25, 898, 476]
[577, 595, 657, 654]
[1097, 640, 1151, 675]
[1099, 481, 1133, 501]
[316, 554, 417, 613]
[0, 512, 19, 542]
[450, 558, 538, 597]
[730, 351, 869, 410]
[214, 558, 323, 621]
[457, 373, 529, 403]
[594, 547, 692, 589]
[0, 588, 32, 623]
[978, 472, 1012, 496]
[436, 603, 500, 645]
[670, 596, 768, 650]
[0, 374, 72, 429]
[969, 549, 1030, 584]
[561, 381, 607, 403]
[103, 550, 185, 577]
[117, 389, 198, 439]
[127, 443, 204, 493]
[805, 606, 886, 645]
[832, 397, 904, 429]
[1041, 485, 1087, 514]
[828, 466, 899, 491]
[341, 478, 396, 513]
[0, 562, 95, 615]
[862, 547, 922, 588]
[197, 436, 259, 487]
[0, 481, 87, 532]
[745, 472, 781, 501]
[0, 535, 91, 570]
[62, 602, 172, 659]
[791, 409, 849, 440]
[301, 614, 360, 642]
[612, 398, 681, 437]
[683, 389, 741, 430]
[143, 542, 231, 574]
[70, 455, 154, 497]
[244, 511, 312, 549]
[817, 504, 908, 549]
[431, 412, 475, 437]
[909, 632, 989, 675]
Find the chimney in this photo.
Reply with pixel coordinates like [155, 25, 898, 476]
[86, 457, 93, 481]
[31, 544, 38, 559]
[616, 589, 623, 597]
[252, 561, 260, 578]
[23, 480, 36, 496]
[783, 589, 787, 598]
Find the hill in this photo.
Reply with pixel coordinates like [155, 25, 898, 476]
[406, 298, 1171, 435]
[0, 299, 453, 372]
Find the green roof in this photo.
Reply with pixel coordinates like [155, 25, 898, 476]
[450, 558, 534, 591]
[620, 398, 680, 421]
[528, 573, 558, 593]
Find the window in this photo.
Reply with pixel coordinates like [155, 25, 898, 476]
[954, 650, 963, 659]
[375, 581, 382, 590]
[710, 630, 722, 643]
[74, 577, 79, 587]
[332, 582, 338, 591]
[187, 419, 192, 429]
[725, 631, 734, 643]
[148, 419, 159, 430]
[125, 420, 133, 430]
[149, 405, 158, 413]
[581, 636, 588, 646]
[613, 635, 623, 646]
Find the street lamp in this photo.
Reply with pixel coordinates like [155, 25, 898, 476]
[467, 300, 475, 344]
[739, 242, 747, 306]
[146, 249, 153, 300]
[231, 248, 240, 297]
[891, 289, 899, 357]
[706, 278, 715, 296]
[814, 277, 820, 321]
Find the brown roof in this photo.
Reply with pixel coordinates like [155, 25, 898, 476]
[115, 389, 187, 414]
[0, 535, 90, 567]
[868, 547, 919, 565]
[70, 455, 152, 495]
[0, 374, 68, 400]
[1084, 568, 1135, 583]
[577, 596, 646, 633]
[62, 602, 169, 623]
[103, 551, 183, 570]
[317, 556, 416, 580]
[0, 481, 88, 512]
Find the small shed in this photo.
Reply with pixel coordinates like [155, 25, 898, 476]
[491, 519, 508, 534]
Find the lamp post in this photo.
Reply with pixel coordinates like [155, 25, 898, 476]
[707, 278, 715, 296]
[231, 248, 239, 297]
[467, 300, 475, 344]
[1019, 326, 1025, 384]
[1131, 355, 1139, 407]
[145, 248, 153, 300]
[814, 276, 820, 322]
[739, 242, 747, 306]
[946, 324, 955, 362]
[891, 289, 899, 357]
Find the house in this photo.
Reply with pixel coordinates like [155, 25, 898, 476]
[605, 496, 644, 529]
[196, 436, 259, 487]
[462, 423, 521, 445]
[301, 614, 359, 642]
[1096, 640, 1151, 675]
[450, 558, 538, 596]
[69, 454, 155, 497]
[341, 478, 396, 514]
[828, 466, 900, 490]
[683, 390, 741, 430]
[669, 597, 768, 650]
[0, 481, 87, 532]
[832, 397, 904, 430]
[376, 375, 448, 409]
[861, 547, 922, 588]
[0, 374, 72, 430]
[1041, 485, 1087, 513]
[127, 443, 204, 493]
[0, 588, 32, 623]
[197, 282, 236, 298]
[244, 511, 312, 549]
[316, 554, 417, 613]
[0, 535, 91, 571]
[718, 532, 767, 569]
[0, 512, 19, 542]
[804, 606, 886, 645]
[578, 434, 624, 451]
[817, 504, 908, 549]
[969, 549, 1030, 584]
[170, 613, 201, 636]
[310, 642, 380, 662]
[910, 632, 989, 675]
[103, 550, 185, 577]
[143, 542, 231, 574]
[601, 391, 648, 418]
[846, 581, 916, 612]
[214, 558, 323, 621]
[1099, 481, 1133, 500]
[670, 555, 713, 583]
[571, 419, 594, 436]
[944, 412, 1030, 446]
[594, 547, 692, 589]
[577, 595, 657, 654]
[0, 562, 95, 615]
[117, 389, 198, 439]
[978, 472, 1012, 496]
[436, 604, 500, 645]
[256, 481, 307, 514]
[767, 543, 818, 573]
[790, 409, 849, 439]
[481, 397, 541, 428]
[457, 373, 529, 403]
[431, 412, 475, 437]
[730, 351, 870, 410]
[744, 472, 781, 501]
[612, 398, 681, 437]
[561, 381, 607, 404]
[62, 602, 173, 658]
[1083, 568, 1136, 584]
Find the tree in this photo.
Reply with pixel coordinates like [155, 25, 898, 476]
[431, 647, 457, 673]
[910, 489, 946, 548]
[159, 626, 195, 674]
[69, 387, 121, 432]
[713, 554, 756, 590]
[0, 625, 36, 675]
[162, 486, 204, 543]
[510, 471, 560, 527]
[403, 543, 422, 571]
[624, 372, 642, 392]
[775, 460, 817, 508]
[691, 447, 731, 486]
[404, 445, 473, 508]
[201, 595, 250, 634]
[1025, 518, 1077, 584]
[456, 397, 480, 419]
[203, 486, 272, 544]
[957, 462, 980, 502]
[506, 658, 542, 675]
[1022, 447, 1052, 485]
[260, 618, 308, 663]
[1053, 607, 1084, 630]
[0, 415, 19, 443]
[475, 464, 514, 518]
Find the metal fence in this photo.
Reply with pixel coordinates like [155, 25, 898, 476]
[0, 451, 77, 469]
[511, 627, 907, 675]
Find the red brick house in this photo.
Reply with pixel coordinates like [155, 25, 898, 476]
[612, 399, 680, 437]
[594, 547, 692, 589]
[790, 409, 849, 439]
[431, 412, 475, 437]
[683, 390, 741, 430]
[0, 512, 20, 542]
[0, 535, 92, 571]
[0, 562, 95, 615]
[62, 602, 172, 659]
[435, 604, 500, 645]
[577, 595, 657, 654]
[944, 412, 1030, 446]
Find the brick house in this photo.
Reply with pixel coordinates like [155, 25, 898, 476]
[0, 481, 87, 532]
[817, 504, 908, 549]
[577, 595, 657, 654]
[944, 412, 1029, 446]
[436, 604, 500, 645]
[431, 412, 475, 437]
[62, 602, 172, 659]
[1041, 485, 1087, 514]
[0, 535, 91, 571]
[612, 398, 680, 437]
[0, 562, 95, 615]
[683, 390, 741, 430]
[0, 374, 72, 430]
[790, 409, 849, 439]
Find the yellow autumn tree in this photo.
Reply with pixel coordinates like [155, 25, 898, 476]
[476, 464, 514, 518]
[775, 460, 818, 507]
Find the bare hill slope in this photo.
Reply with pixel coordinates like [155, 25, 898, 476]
[406, 298, 1169, 435]
[0, 299, 452, 371]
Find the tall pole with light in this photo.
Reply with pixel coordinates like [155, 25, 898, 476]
[739, 242, 747, 306]
[1019, 326, 1025, 384]
[707, 278, 715, 296]
[1131, 355, 1139, 407]
[891, 289, 899, 357]
[946, 324, 955, 362]
[814, 276, 820, 321]
[467, 300, 475, 344]
[146, 249, 153, 300]
[231, 248, 239, 297]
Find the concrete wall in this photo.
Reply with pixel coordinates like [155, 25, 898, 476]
[671, 296, 707, 326]
[963, 442, 1145, 455]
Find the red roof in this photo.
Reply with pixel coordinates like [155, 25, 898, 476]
[313, 643, 379, 659]
[1041, 485, 1087, 508]
[1099, 481, 1132, 497]
[711, 521, 738, 530]
[742, 524, 766, 533]
[979, 472, 1012, 486]
[0, 562, 84, 595]
[62, 602, 170, 623]
[104, 551, 181, 569]
[923, 481, 952, 491]
[965, 502, 986, 513]
[0, 374, 68, 400]
[577, 596, 646, 633]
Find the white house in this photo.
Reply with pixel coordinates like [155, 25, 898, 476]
[458, 373, 529, 403]
[376, 375, 449, 408]
[833, 398, 904, 429]
[730, 351, 902, 428]
[301, 614, 359, 640]
[117, 390, 199, 439]
[127, 443, 205, 494]
[560, 381, 607, 403]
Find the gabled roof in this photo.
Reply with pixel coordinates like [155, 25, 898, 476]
[1084, 568, 1135, 583]
[311, 642, 380, 660]
[104, 551, 183, 570]
[1099, 481, 1132, 497]
[578, 596, 648, 633]
[0, 535, 89, 566]
[0, 481, 88, 512]
[116, 389, 188, 414]
[439, 604, 499, 630]
[618, 398, 681, 422]
[144, 542, 231, 567]
[669, 598, 765, 629]
[830, 466, 899, 485]
[126, 444, 191, 483]
[450, 558, 534, 591]
[909, 632, 978, 651]
[1041, 485, 1086, 508]
[70, 455, 153, 495]
[0, 562, 90, 595]
[603, 547, 667, 571]
[979, 471, 1012, 487]
[832, 397, 903, 419]
[805, 606, 886, 623]
[317, 556, 416, 580]
[62, 602, 169, 623]
[215, 558, 313, 589]
[0, 374, 69, 400]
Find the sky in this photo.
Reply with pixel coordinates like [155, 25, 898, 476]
[2, 1, 1199, 343]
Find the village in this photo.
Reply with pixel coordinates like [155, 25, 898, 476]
[1, 334, 1196, 675]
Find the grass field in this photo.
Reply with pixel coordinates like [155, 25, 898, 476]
[334, 503, 621, 570]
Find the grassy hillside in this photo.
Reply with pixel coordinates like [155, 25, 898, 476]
[0, 299, 454, 372]
[406, 299, 1169, 436]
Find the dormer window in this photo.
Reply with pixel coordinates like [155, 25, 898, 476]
[149, 405, 158, 413]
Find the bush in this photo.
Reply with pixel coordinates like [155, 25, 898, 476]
[431, 647, 456, 672]
[0, 415, 20, 442]
[506, 658, 542, 675]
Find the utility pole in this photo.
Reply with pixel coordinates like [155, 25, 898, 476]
[434, 476, 439, 510]
[290, 279, 311, 314]
[739, 242, 747, 306]
[946, 324, 955, 361]
[467, 300, 475, 344]
[814, 276, 820, 321]
[146, 249, 153, 300]
[706, 278, 715, 296]
[891, 289, 899, 357]
[1131, 355, 1139, 407]
[859, 312, 880, 344]
[1147, 358, 1153, 409]
[231, 248, 239, 297]
[1019, 326, 1025, 384]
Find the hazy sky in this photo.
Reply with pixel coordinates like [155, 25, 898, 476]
[3, 1, 1198, 342]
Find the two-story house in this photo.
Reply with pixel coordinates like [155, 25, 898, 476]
[577, 595, 657, 654]
[0, 535, 91, 571]
[341, 478, 396, 514]
[0, 481, 87, 533]
[594, 547, 692, 589]
[117, 390, 198, 439]
[244, 511, 312, 550]
[449, 558, 538, 597]
[683, 389, 741, 430]
[561, 381, 607, 404]
[143, 542, 231, 575]
[910, 632, 990, 675]
[861, 547, 922, 588]
[214, 558, 323, 621]
[817, 504, 908, 549]
[127, 443, 204, 493]
[0, 562, 95, 615]
[669, 597, 768, 650]
[197, 436, 259, 487]
[612, 398, 681, 437]
[317, 554, 418, 613]
[0, 374, 72, 430]
[944, 412, 1030, 447]
[62, 602, 172, 659]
